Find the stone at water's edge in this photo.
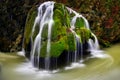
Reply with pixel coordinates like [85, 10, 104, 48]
[23, 1, 93, 70]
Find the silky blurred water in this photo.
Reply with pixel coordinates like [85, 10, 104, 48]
[0, 43, 120, 80]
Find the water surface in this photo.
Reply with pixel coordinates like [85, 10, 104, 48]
[0, 43, 120, 80]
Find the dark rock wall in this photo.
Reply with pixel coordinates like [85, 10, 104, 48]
[0, 0, 120, 52]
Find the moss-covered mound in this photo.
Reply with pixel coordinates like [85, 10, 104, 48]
[23, 2, 92, 58]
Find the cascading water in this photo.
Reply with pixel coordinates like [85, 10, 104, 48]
[68, 7, 90, 62]
[67, 7, 104, 59]
[24, 1, 105, 70]
[31, 1, 55, 70]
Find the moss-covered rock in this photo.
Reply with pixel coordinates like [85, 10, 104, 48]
[67, 32, 76, 51]
[76, 28, 91, 43]
[38, 3, 69, 57]
[23, 2, 92, 59]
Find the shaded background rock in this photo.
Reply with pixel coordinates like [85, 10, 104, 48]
[0, 0, 120, 52]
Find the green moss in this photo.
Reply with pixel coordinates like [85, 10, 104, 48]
[40, 42, 47, 57]
[32, 24, 39, 41]
[50, 37, 66, 57]
[76, 27, 91, 43]
[75, 18, 85, 28]
[53, 3, 70, 27]
[51, 24, 67, 41]
[40, 37, 67, 57]
[41, 24, 48, 41]
[74, 17, 91, 43]
[67, 32, 76, 51]
[24, 6, 37, 44]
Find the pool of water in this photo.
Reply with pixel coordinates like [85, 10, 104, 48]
[0, 43, 120, 80]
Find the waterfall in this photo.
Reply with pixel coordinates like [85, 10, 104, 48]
[25, 1, 105, 70]
[88, 33, 105, 58]
[31, 1, 55, 69]
[67, 7, 104, 60]
[67, 7, 88, 62]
